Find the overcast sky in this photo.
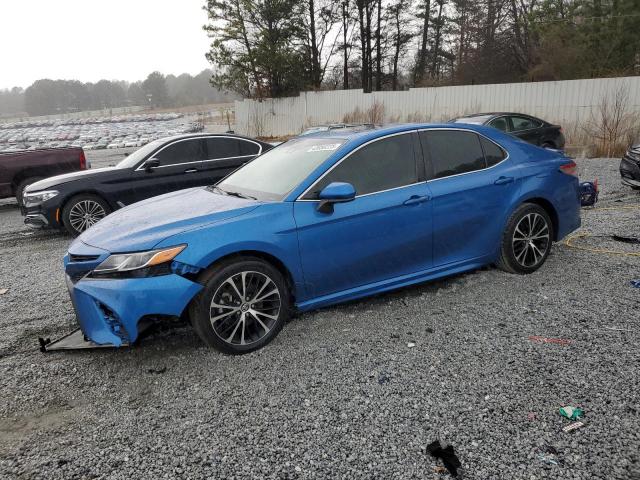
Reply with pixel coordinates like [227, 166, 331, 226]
[0, 0, 212, 90]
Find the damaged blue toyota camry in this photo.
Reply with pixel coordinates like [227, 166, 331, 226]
[62, 124, 580, 354]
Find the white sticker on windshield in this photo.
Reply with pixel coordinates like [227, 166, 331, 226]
[307, 143, 342, 152]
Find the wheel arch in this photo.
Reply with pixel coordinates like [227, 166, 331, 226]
[521, 197, 559, 241]
[199, 250, 298, 304]
[60, 190, 115, 214]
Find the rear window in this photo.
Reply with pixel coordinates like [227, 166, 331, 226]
[480, 137, 507, 167]
[421, 130, 486, 179]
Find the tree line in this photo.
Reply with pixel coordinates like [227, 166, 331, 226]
[0, 70, 239, 117]
[204, 0, 640, 98]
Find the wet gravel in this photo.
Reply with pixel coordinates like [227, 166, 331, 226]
[0, 157, 638, 479]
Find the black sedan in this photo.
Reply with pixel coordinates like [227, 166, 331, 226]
[620, 142, 640, 190]
[450, 112, 565, 149]
[22, 134, 273, 236]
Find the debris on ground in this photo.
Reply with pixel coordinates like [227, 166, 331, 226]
[528, 336, 571, 346]
[563, 421, 585, 433]
[147, 367, 167, 374]
[407, 342, 416, 348]
[536, 445, 560, 466]
[559, 406, 584, 420]
[630, 280, 640, 288]
[527, 412, 537, 421]
[426, 440, 461, 478]
[0, 288, 7, 295]
[580, 180, 599, 206]
[612, 235, 640, 244]
[434, 465, 448, 474]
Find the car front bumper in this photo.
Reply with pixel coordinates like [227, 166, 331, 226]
[620, 155, 640, 187]
[64, 243, 203, 346]
[22, 201, 61, 229]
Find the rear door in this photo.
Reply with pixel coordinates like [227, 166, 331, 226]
[508, 115, 543, 145]
[200, 137, 263, 184]
[120, 137, 208, 205]
[419, 129, 521, 267]
[294, 131, 433, 298]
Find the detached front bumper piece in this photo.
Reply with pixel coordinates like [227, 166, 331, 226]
[66, 274, 202, 347]
[39, 328, 129, 352]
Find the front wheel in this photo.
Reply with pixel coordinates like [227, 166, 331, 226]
[496, 203, 553, 274]
[189, 258, 290, 354]
[61, 194, 111, 236]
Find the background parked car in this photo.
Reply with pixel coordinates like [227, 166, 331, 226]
[22, 134, 273, 236]
[450, 112, 565, 149]
[620, 142, 640, 190]
[0, 147, 86, 205]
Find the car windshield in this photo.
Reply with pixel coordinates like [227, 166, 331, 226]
[215, 137, 346, 201]
[115, 139, 165, 169]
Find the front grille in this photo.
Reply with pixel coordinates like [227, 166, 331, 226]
[69, 253, 100, 262]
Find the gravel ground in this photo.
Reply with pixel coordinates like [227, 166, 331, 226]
[0, 157, 638, 479]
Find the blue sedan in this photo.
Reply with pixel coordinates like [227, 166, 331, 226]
[63, 124, 581, 354]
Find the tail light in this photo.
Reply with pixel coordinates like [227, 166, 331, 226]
[79, 150, 87, 170]
[559, 160, 577, 177]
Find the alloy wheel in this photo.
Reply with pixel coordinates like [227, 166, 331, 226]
[512, 212, 550, 268]
[209, 271, 281, 346]
[68, 200, 107, 232]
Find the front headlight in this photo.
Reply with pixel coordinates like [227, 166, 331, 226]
[24, 190, 58, 207]
[94, 245, 186, 274]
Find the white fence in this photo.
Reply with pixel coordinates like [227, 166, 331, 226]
[234, 76, 640, 139]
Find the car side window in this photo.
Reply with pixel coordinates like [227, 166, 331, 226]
[304, 133, 417, 199]
[205, 138, 261, 160]
[488, 117, 509, 132]
[154, 139, 206, 166]
[510, 116, 541, 131]
[421, 130, 486, 179]
[479, 136, 507, 167]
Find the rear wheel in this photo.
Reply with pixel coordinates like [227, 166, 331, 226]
[189, 257, 290, 354]
[16, 177, 44, 206]
[61, 194, 111, 236]
[496, 203, 553, 274]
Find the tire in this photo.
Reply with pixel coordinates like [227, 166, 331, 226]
[61, 193, 111, 237]
[496, 203, 554, 274]
[15, 177, 44, 206]
[189, 257, 291, 354]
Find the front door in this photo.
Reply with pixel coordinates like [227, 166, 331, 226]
[294, 131, 433, 298]
[120, 137, 208, 205]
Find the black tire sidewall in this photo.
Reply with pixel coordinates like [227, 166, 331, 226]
[190, 258, 290, 354]
[502, 204, 553, 274]
[61, 194, 111, 237]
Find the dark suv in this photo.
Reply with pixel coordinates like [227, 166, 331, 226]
[620, 143, 640, 190]
[22, 134, 273, 236]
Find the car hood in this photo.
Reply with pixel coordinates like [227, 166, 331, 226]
[25, 167, 119, 192]
[75, 187, 260, 252]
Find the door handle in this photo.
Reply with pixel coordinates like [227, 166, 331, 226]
[184, 168, 198, 173]
[403, 195, 430, 206]
[494, 176, 514, 185]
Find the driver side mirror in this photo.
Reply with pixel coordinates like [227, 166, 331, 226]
[317, 182, 356, 213]
[143, 158, 160, 172]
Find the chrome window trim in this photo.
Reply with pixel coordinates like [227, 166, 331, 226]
[486, 115, 510, 132]
[417, 127, 510, 183]
[134, 136, 263, 171]
[505, 114, 542, 133]
[296, 130, 418, 201]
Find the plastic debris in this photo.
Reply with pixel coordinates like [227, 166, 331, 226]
[538, 454, 559, 466]
[0, 288, 7, 295]
[559, 406, 584, 420]
[527, 412, 537, 421]
[426, 440, 461, 478]
[631, 280, 640, 288]
[528, 336, 571, 346]
[407, 342, 416, 348]
[562, 421, 585, 433]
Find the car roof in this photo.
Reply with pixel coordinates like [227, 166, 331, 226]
[304, 122, 497, 143]
[159, 132, 269, 145]
[456, 112, 541, 119]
